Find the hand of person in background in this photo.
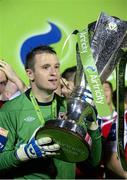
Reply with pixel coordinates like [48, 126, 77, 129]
[0, 60, 17, 82]
[124, 171, 127, 179]
[0, 60, 27, 92]
[16, 128, 60, 161]
[55, 77, 74, 97]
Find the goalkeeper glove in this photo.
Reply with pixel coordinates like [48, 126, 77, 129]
[15, 128, 60, 161]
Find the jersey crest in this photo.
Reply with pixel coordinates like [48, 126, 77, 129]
[0, 127, 8, 152]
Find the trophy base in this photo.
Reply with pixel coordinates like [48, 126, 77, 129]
[35, 119, 90, 162]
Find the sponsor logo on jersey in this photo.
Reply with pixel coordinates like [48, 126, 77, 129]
[24, 116, 36, 122]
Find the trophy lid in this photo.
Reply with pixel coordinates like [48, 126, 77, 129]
[89, 12, 127, 82]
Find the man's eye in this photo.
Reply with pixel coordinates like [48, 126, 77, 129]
[43, 65, 49, 69]
[55, 65, 60, 69]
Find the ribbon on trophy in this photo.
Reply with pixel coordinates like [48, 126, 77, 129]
[77, 12, 127, 117]
[77, 27, 111, 117]
[77, 12, 127, 168]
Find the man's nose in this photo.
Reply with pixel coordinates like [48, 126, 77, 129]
[50, 67, 57, 75]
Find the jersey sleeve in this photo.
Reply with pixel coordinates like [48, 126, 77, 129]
[0, 110, 20, 172]
[87, 128, 102, 166]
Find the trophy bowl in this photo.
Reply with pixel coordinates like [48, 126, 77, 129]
[35, 118, 90, 162]
[35, 86, 91, 162]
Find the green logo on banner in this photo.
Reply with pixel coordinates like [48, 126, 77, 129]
[77, 28, 111, 117]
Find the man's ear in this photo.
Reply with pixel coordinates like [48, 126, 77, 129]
[26, 69, 34, 81]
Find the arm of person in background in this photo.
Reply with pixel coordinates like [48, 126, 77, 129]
[0, 60, 28, 93]
[103, 116, 127, 179]
[105, 151, 127, 178]
[105, 142, 127, 179]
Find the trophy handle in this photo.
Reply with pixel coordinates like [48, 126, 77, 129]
[75, 43, 86, 87]
[116, 50, 127, 170]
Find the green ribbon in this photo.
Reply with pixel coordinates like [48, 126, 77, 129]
[30, 91, 57, 126]
[77, 28, 111, 117]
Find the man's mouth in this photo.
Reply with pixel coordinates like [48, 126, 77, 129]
[48, 79, 57, 82]
[48, 79, 58, 85]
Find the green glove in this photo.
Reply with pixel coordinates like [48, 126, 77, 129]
[81, 105, 99, 131]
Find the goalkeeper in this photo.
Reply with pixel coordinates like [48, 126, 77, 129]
[0, 45, 101, 179]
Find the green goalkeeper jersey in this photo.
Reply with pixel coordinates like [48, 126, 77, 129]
[0, 89, 75, 179]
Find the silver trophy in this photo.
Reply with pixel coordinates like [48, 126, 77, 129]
[35, 12, 127, 163]
[36, 72, 92, 162]
[89, 12, 127, 169]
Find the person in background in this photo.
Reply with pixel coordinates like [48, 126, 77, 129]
[62, 66, 77, 82]
[101, 81, 127, 178]
[124, 87, 127, 110]
[0, 60, 27, 104]
[55, 66, 76, 98]
[0, 69, 8, 107]
[1, 81, 21, 101]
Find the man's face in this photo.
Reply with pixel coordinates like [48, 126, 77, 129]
[0, 70, 7, 94]
[1, 81, 18, 100]
[27, 53, 60, 92]
[103, 83, 112, 105]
